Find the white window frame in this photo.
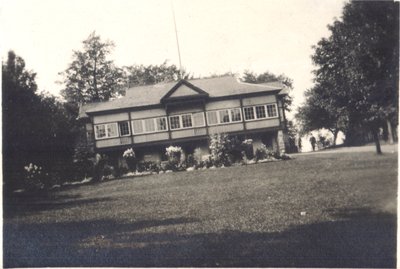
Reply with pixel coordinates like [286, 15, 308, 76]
[94, 122, 119, 140]
[169, 113, 196, 130]
[266, 104, 278, 118]
[207, 107, 243, 126]
[131, 116, 169, 134]
[156, 117, 168, 131]
[118, 121, 131, 137]
[192, 112, 206, 127]
[230, 108, 242, 122]
[243, 103, 279, 122]
[181, 114, 193, 128]
[169, 115, 182, 130]
[243, 106, 256, 121]
[206, 111, 219, 126]
[131, 119, 144, 134]
[255, 105, 267, 119]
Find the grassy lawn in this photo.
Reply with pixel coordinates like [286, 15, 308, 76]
[4, 149, 397, 267]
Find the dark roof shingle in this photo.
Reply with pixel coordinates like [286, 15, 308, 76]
[79, 76, 286, 118]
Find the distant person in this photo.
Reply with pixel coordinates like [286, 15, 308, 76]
[298, 137, 302, 152]
[309, 134, 316, 151]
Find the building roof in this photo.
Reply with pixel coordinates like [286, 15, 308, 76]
[79, 76, 286, 119]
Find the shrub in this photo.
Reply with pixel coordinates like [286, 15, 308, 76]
[123, 148, 137, 171]
[193, 147, 203, 164]
[241, 139, 254, 160]
[137, 161, 161, 173]
[73, 146, 95, 180]
[185, 154, 196, 168]
[165, 146, 183, 170]
[103, 164, 115, 179]
[226, 136, 245, 163]
[254, 143, 273, 161]
[93, 153, 108, 181]
[199, 156, 213, 169]
[209, 133, 231, 167]
[23, 163, 48, 190]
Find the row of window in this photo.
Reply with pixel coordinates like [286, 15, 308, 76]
[94, 104, 278, 139]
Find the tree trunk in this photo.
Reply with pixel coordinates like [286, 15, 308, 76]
[333, 129, 339, 147]
[387, 119, 394, 144]
[372, 129, 382, 154]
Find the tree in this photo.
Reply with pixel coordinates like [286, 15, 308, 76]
[3, 51, 40, 189]
[3, 51, 78, 191]
[60, 32, 125, 104]
[296, 84, 348, 146]
[124, 61, 191, 87]
[242, 70, 293, 112]
[307, 1, 398, 154]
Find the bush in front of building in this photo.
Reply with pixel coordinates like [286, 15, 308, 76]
[209, 133, 232, 167]
[254, 143, 274, 162]
[123, 148, 137, 172]
[165, 146, 183, 171]
[137, 161, 161, 173]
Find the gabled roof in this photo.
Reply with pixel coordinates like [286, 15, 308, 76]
[160, 80, 209, 102]
[79, 76, 286, 118]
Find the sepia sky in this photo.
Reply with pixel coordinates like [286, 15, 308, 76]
[1, 0, 346, 118]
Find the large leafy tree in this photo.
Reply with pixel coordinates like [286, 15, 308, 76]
[296, 84, 348, 146]
[3, 51, 77, 191]
[242, 70, 293, 112]
[300, 1, 398, 153]
[3, 51, 40, 189]
[60, 32, 124, 104]
[124, 61, 191, 87]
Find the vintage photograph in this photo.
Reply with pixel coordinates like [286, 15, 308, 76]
[2, 0, 398, 267]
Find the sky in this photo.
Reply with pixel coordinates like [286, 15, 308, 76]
[1, 0, 346, 119]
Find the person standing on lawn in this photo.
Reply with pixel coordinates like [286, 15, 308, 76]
[298, 136, 302, 152]
[309, 134, 316, 151]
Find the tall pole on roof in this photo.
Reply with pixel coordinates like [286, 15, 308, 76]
[171, 0, 183, 79]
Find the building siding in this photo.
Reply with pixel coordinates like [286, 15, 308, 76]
[171, 127, 207, 139]
[130, 108, 166, 120]
[133, 132, 170, 144]
[206, 100, 240, 110]
[208, 123, 244, 134]
[96, 136, 131, 148]
[242, 95, 276, 106]
[245, 118, 280, 130]
[168, 104, 203, 115]
[93, 112, 129, 124]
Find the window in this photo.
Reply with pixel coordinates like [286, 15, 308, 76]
[193, 112, 205, 127]
[182, 114, 193, 128]
[144, 118, 156, 132]
[95, 125, 106, 139]
[169, 113, 204, 130]
[207, 111, 218, 125]
[94, 123, 118, 139]
[107, 124, 118, 137]
[207, 108, 242, 125]
[255, 105, 266, 119]
[119, 121, 130, 136]
[244, 107, 255, 120]
[156, 117, 167, 131]
[243, 103, 278, 121]
[267, 104, 277, 117]
[231, 108, 242, 122]
[132, 117, 168, 134]
[219, 110, 230, 123]
[170, 116, 180, 129]
[132, 120, 144, 134]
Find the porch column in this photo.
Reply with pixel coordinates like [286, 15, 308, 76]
[277, 130, 285, 153]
